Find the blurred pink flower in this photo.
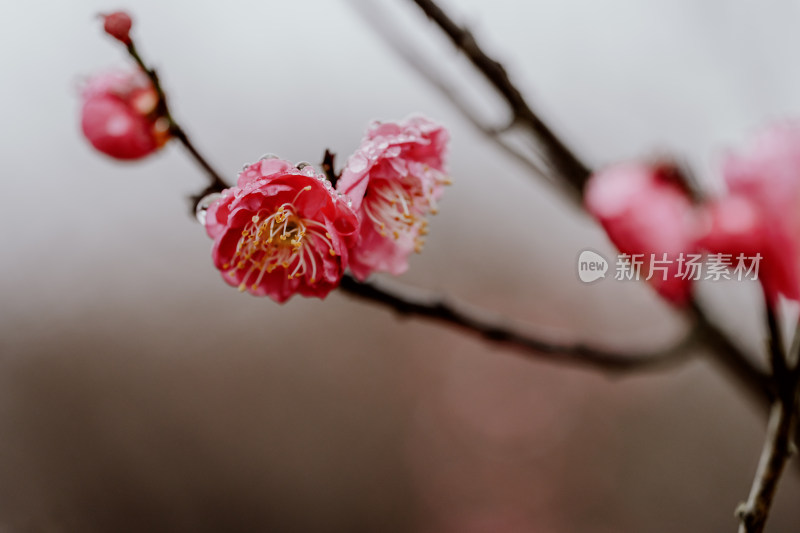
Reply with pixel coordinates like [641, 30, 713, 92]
[337, 116, 450, 280]
[585, 163, 699, 305]
[205, 158, 358, 303]
[81, 69, 168, 160]
[101, 11, 132, 45]
[700, 122, 800, 303]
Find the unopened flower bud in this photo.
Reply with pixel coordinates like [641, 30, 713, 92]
[102, 11, 132, 45]
[80, 69, 169, 160]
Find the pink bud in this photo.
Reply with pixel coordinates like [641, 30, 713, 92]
[102, 11, 132, 45]
[585, 162, 700, 305]
[80, 70, 169, 160]
[700, 122, 800, 303]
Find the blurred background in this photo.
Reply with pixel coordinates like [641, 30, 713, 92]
[2, 0, 800, 531]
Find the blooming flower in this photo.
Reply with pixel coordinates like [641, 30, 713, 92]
[102, 11, 133, 45]
[204, 158, 359, 303]
[700, 122, 800, 303]
[336, 116, 450, 280]
[80, 69, 169, 160]
[585, 162, 700, 305]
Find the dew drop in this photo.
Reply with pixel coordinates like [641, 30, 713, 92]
[195, 192, 222, 225]
[259, 153, 280, 160]
[337, 192, 353, 208]
[347, 153, 368, 173]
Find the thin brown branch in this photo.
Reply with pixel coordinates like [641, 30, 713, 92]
[348, 0, 566, 195]
[125, 41, 231, 205]
[340, 275, 698, 372]
[737, 307, 800, 532]
[398, 0, 799, 487]
[692, 302, 774, 408]
[393, 0, 773, 411]
[765, 296, 788, 379]
[737, 387, 799, 532]
[408, 0, 591, 193]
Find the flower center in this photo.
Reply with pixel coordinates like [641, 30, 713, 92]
[362, 178, 439, 253]
[224, 186, 337, 291]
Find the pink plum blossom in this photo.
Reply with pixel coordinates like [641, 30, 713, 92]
[585, 162, 700, 305]
[81, 69, 169, 160]
[700, 122, 800, 303]
[205, 158, 359, 303]
[336, 116, 450, 280]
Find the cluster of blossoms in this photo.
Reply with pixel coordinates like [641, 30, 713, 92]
[585, 122, 800, 306]
[80, 74, 450, 302]
[200, 118, 450, 302]
[79, 13, 450, 304]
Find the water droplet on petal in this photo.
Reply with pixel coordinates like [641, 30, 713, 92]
[348, 153, 368, 173]
[259, 153, 279, 160]
[386, 146, 402, 157]
[337, 192, 353, 207]
[296, 161, 312, 170]
[195, 192, 222, 225]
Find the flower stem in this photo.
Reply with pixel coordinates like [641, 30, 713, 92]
[125, 40, 230, 205]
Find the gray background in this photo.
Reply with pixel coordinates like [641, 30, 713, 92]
[1, 0, 799, 531]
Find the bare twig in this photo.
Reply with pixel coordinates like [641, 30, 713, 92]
[737, 384, 799, 532]
[407, 0, 591, 192]
[125, 41, 230, 207]
[765, 297, 788, 379]
[736, 304, 800, 532]
[340, 275, 698, 372]
[380, 0, 774, 413]
[400, 0, 800, 493]
[348, 0, 565, 194]
[692, 303, 773, 407]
